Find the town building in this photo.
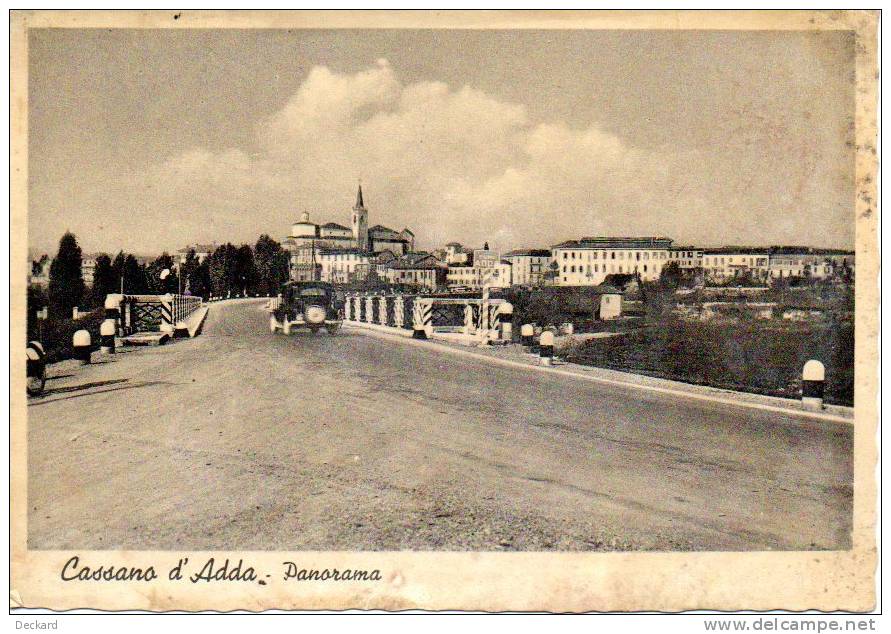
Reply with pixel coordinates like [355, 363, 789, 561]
[381, 253, 446, 290]
[438, 242, 470, 265]
[767, 247, 855, 280]
[550, 237, 674, 286]
[701, 247, 770, 283]
[176, 243, 217, 266]
[446, 260, 512, 290]
[283, 185, 415, 282]
[503, 249, 552, 287]
[668, 246, 703, 270]
[29, 255, 51, 288]
[597, 286, 623, 320]
[316, 247, 371, 284]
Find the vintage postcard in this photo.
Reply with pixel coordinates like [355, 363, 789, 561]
[9, 10, 879, 613]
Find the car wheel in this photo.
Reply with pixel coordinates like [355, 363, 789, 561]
[309, 326, 320, 335]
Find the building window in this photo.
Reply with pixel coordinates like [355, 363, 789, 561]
[563, 253, 567, 260]
[644, 265, 647, 272]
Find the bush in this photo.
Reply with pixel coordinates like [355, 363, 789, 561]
[26, 309, 105, 364]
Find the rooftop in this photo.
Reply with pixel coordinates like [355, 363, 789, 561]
[318, 247, 367, 256]
[504, 248, 552, 257]
[703, 246, 771, 255]
[553, 237, 674, 249]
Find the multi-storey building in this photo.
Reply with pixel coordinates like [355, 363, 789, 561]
[667, 246, 703, 270]
[503, 249, 552, 286]
[81, 254, 99, 286]
[446, 260, 512, 290]
[176, 243, 217, 266]
[283, 185, 415, 282]
[767, 247, 855, 280]
[550, 237, 674, 286]
[701, 247, 770, 282]
[316, 247, 371, 284]
[439, 242, 470, 265]
[382, 253, 446, 291]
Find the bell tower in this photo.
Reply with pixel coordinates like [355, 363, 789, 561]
[352, 182, 369, 251]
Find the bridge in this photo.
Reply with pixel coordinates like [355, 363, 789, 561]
[27, 298, 852, 551]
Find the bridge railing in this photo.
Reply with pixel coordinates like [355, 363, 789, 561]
[104, 293, 204, 336]
[343, 293, 513, 342]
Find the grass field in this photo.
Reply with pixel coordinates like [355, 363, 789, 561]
[564, 318, 854, 406]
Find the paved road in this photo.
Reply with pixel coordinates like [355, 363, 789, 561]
[28, 299, 852, 551]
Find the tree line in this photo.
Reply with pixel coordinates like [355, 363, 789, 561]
[30, 232, 290, 320]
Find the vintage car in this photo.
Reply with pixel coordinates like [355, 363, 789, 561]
[269, 281, 343, 335]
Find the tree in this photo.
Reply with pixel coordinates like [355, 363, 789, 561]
[188, 260, 212, 299]
[123, 254, 148, 294]
[208, 243, 238, 298]
[87, 253, 117, 307]
[48, 232, 86, 318]
[180, 249, 199, 293]
[234, 244, 256, 296]
[543, 261, 560, 285]
[109, 251, 148, 294]
[659, 261, 682, 289]
[146, 253, 179, 294]
[254, 235, 289, 296]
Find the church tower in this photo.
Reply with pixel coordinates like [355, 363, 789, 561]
[352, 183, 369, 251]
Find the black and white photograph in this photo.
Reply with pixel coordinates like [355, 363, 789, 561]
[9, 9, 879, 615]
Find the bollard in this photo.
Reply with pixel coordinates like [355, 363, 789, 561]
[104, 294, 123, 335]
[521, 324, 534, 348]
[500, 302, 513, 341]
[160, 294, 175, 335]
[412, 299, 429, 340]
[72, 329, 92, 365]
[100, 319, 116, 354]
[539, 331, 555, 366]
[802, 360, 825, 411]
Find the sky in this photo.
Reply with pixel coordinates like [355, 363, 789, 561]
[28, 28, 856, 258]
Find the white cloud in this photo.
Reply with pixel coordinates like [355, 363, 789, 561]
[119, 60, 849, 253]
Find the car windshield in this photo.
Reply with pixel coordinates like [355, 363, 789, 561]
[300, 288, 328, 297]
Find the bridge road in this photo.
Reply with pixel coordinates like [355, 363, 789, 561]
[27, 299, 852, 551]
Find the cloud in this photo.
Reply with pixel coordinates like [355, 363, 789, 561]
[118, 59, 851, 253]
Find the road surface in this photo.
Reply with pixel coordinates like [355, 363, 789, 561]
[28, 299, 852, 551]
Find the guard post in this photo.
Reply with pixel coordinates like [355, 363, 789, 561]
[521, 324, 534, 348]
[802, 360, 825, 411]
[72, 329, 91, 365]
[539, 330, 555, 366]
[499, 302, 513, 342]
[104, 294, 123, 335]
[100, 319, 116, 354]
